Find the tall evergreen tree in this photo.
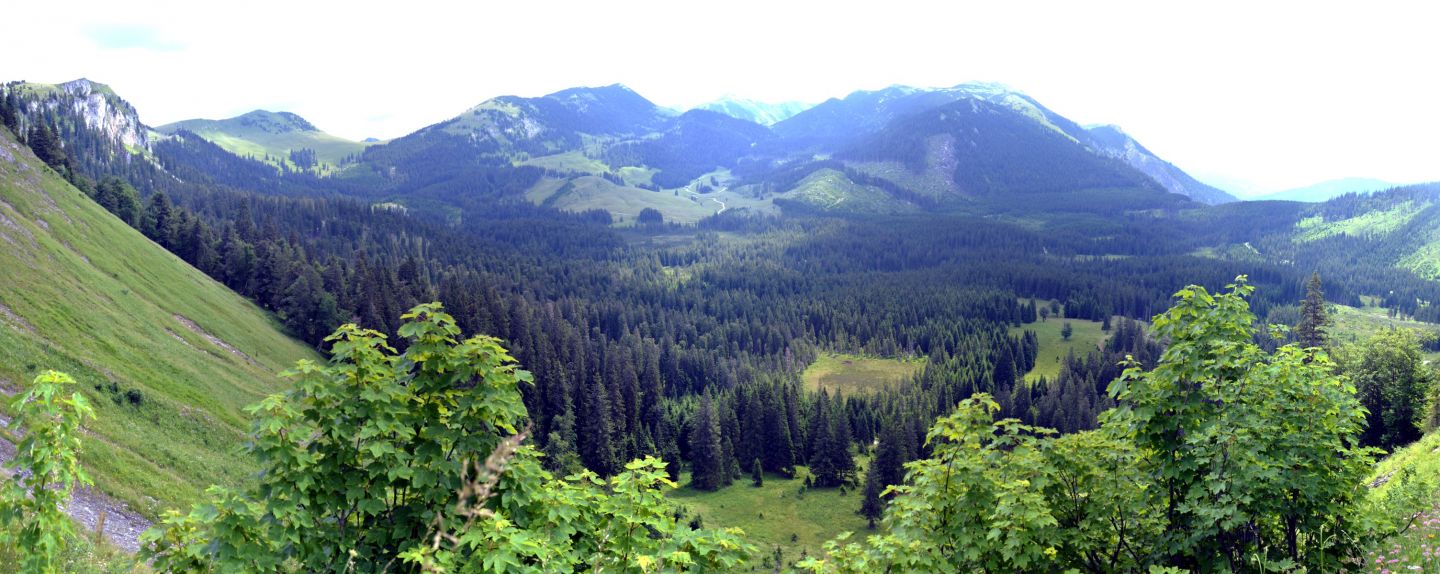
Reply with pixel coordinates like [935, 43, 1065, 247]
[541, 401, 583, 476]
[690, 393, 727, 490]
[1296, 272, 1329, 349]
[861, 423, 909, 521]
[761, 395, 796, 475]
[578, 376, 617, 476]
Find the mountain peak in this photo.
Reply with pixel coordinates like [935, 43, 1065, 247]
[59, 78, 118, 98]
[234, 110, 318, 133]
[947, 81, 1020, 96]
[546, 83, 643, 101]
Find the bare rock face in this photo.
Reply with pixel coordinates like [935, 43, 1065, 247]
[3, 79, 153, 157]
[57, 79, 152, 152]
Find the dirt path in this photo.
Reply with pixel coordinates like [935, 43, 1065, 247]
[0, 411, 152, 553]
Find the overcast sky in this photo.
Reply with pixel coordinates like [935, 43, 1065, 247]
[6, 1, 1438, 195]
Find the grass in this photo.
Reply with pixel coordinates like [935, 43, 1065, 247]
[1329, 303, 1440, 362]
[1009, 308, 1111, 381]
[778, 168, 912, 214]
[801, 352, 925, 395]
[1294, 201, 1428, 243]
[0, 131, 316, 518]
[522, 175, 721, 224]
[0, 531, 145, 573]
[517, 151, 611, 174]
[157, 113, 373, 174]
[1364, 431, 1440, 573]
[846, 158, 960, 200]
[669, 465, 871, 569]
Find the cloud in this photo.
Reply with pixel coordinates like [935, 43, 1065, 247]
[84, 25, 185, 52]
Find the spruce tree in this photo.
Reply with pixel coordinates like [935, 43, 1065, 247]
[860, 464, 884, 528]
[1296, 272, 1329, 349]
[541, 402, 583, 476]
[579, 376, 617, 476]
[690, 393, 726, 490]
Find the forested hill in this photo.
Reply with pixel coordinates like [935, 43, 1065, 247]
[0, 127, 316, 520]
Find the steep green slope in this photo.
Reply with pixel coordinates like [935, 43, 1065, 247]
[0, 128, 316, 517]
[157, 110, 371, 173]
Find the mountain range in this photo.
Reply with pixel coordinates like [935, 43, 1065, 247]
[1253, 177, 1396, 202]
[2, 78, 1235, 227]
[694, 96, 811, 126]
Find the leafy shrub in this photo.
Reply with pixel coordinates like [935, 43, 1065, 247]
[141, 303, 751, 572]
[0, 371, 96, 574]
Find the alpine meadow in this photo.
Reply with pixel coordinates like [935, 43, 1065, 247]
[3, 3, 1440, 573]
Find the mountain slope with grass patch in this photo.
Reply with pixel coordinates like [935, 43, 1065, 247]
[0, 127, 316, 536]
[157, 110, 372, 173]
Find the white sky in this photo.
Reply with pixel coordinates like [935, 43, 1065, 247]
[6, 0, 1439, 195]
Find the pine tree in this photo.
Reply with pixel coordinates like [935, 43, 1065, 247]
[761, 396, 796, 475]
[1296, 272, 1329, 349]
[25, 122, 66, 169]
[578, 376, 617, 476]
[690, 393, 726, 490]
[541, 402, 583, 476]
[860, 465, 884, 529]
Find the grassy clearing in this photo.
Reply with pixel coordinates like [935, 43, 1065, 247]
[1010, 310, 1111, 381]
[517, 151, 610, 174]
[1329, 303, 1440, 362]
[0, 132, 316, 517]
[777, 168, 912, 214]
[1294, 201, 1428, 243]
[801, 353, 925, 395]
[670, 465, 871, 569]
[523, 175, 721, 224]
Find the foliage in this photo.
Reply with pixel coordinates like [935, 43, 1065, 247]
[803, 280, 1378, 573]
[0, 371, 96, 574]
[1346, 328, 1439, 450]
[141, 303, 751, 572]
[800, 394, 1062, 573]
[1109, 278, 1376, 570]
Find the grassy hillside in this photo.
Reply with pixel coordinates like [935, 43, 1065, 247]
[157, 110, 372, 174]
[1365, 430, 1440, 570]
[1329, 303, 1440, 359]
[0, 129, 316, 517]
[778, 168, 913, 214]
